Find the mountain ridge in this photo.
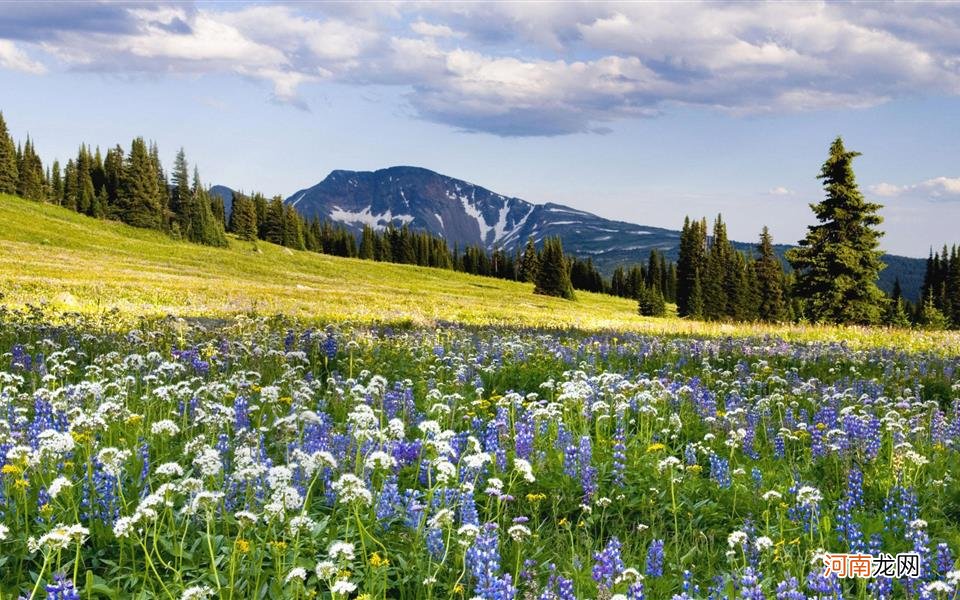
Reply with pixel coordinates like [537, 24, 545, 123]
[219, 165, 925, 300]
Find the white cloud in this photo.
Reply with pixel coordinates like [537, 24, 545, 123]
[410, 21, 461, 38]
[0, 40, 46, 74]
[4, 2, 960, 135]
[870, 177, 960, 200]
[768, 187, 792, 196]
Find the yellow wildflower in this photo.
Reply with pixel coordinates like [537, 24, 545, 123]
[370, 552, 390, 568]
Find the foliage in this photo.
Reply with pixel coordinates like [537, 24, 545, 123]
[786, 137, 887, 325]
[0, 309, 958, 598]
[534, 237, 575, 300]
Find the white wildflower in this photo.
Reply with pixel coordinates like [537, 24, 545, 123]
[150, 420, 180, 436]
[285, 567, 307, 584]
[728, 530, 748, 548]
[329, 541, 356, 561]
[364, 450, 397, 472]
[754, 536, 774, 551]
[796, 486, 823, 508]
[513, 458, 536, 483]
[507, 524, 531, 542]
[331, 474, 372, 507]
[155, 462, 184, 477]
[48, 476, 73, 500]
[316, 560, 337, 579]
[180, 585, 213, 600]
[331, 580, 357, 595]
[97, 447, 132, 477]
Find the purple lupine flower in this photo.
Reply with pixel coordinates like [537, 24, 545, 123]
[739, 567, 765, 600]
[43, 574, 80, 600]
[867, 534, 893, 599]
[466, 523, 505, 600]
[774, 577, 804, 600]
[612, 419, 627, 487]
[515, 412, 534, 461]
[935, 543, 953, 576]
[592, 536, 624, 590]
[540, 565, 575, 600]
[709, 453, 731, 489]
[426, 526, 444, 560]
[578, 436, 596, 500]
[645, 539, 665, 577]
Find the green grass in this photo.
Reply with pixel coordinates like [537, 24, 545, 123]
[0, 194, 650, 329]
[2, 194, 959, 352]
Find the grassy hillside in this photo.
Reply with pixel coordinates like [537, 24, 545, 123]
[0, 194, 648, 329]
[2, 194, 958, 351]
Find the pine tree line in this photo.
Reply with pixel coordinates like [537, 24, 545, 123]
[1, 111, 228, 247]
[918, 245, 960, 329]
[676, 215, 790, 323]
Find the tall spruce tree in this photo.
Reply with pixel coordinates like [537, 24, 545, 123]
[17, 138, 44, 201]
[519, 238, 540, 283]
[677, 217, 707, 317]
[0, 112, 18, 195]
[119, 137, 164, 230]
[229, 192, 258, 241]
[50, 160, 63, 204]
[704, 215, 731, 320]
[754, 227, 787, 322]
[533, 237, 575, 300]
[786, 137, 887, 324]
[103, 145, 124, 216]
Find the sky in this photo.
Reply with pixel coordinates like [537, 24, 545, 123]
[1, 1, 959, 258]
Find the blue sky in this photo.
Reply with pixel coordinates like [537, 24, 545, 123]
[2, 1, 959, 257]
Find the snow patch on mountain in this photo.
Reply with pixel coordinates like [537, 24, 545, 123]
[329, 206, 414, 229]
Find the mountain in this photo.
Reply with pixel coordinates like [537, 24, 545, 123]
[280, 166, 926, 300]
[209, 185, 234, 218]
[285, 164, 681, 260]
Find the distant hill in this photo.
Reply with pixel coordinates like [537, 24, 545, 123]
[274, 166, 926, 301]
[209, 185, 234, 218]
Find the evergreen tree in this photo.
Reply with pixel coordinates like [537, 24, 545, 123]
[62, 159, 77, 211]
[754, 227, 787, 322]
[229, 193, 258, 241]
[103, 145, 124, 216]
[210, 194, 226, 227]
[918, 292, 949, 330]
[16, 138, 44, 201]
[149, 142, 170, 228]
[77, 146, 98, 216]
[637, 285, 666, 317]
[359, 225, 376, 259]
[786, 137, 887, 324]
[171, 148, 190, 230]
[533, 237, 575, 300]
[263, 196, 285, 245]
[688, 268, 704, 319]
[519, 238, 539, 282]
[50, 160, 63, 204]
[191, 168, 227, 247]
[677, 217, 707, 317]
[883, 278, 912, 328]
[119, 137, 164, 230]
[282, 203, 305, 250]
[704, 215, 731, 320]
[0, 112, 18, 194]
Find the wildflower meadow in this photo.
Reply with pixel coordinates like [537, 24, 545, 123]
[1, 307, 959, 599]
